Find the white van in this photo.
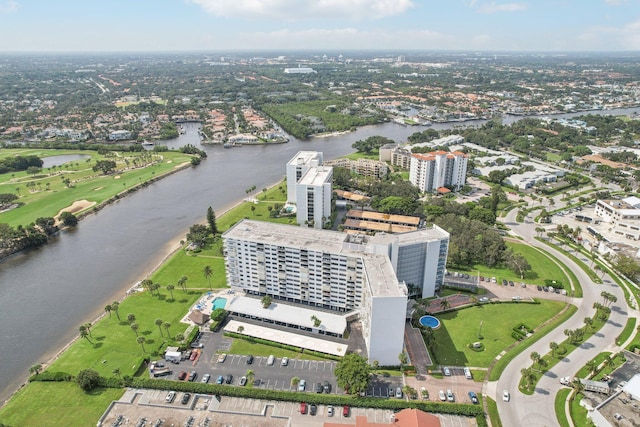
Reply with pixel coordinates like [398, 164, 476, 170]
[267, 354, 275, 366]
[464, 367, 472, 380]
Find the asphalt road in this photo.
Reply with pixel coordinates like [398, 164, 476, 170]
[493, 200, 629, 427]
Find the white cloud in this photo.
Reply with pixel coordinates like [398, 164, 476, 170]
[188, 0, 414, 20]
[578, 19, 640, 50]
[0, 1, 18, 14]
[472, 1, 527, 14]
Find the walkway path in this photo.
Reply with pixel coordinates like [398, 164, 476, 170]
[404, 321, 431, 374]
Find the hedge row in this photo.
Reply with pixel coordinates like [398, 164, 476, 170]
[29, 371, 72, 382]
[224, 332, 301, 352]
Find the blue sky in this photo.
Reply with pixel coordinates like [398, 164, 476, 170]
[0, 0, 639, 52]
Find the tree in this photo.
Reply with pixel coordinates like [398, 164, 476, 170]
[334, 353, 370, 395]
[92, 160, 117, 175]
[84, 322, 92, 337]
[586, 360, 597, 374]
[505, 250, 531, 279]
[398, 352, 408, 367]
[311, 315, 321, 328]
[186, 224, 209, 248]
[237, 325, 244, 334]
[79, 325, 92, 344]
[439, 299, 451, 311]
[291, 376, 300, 389]
[584, 316, 593, 332]
[141, 278, 154, 295]
[76, 369, 100, 392]
[246, 369, 255, 383]
[104, 304, 112, 318]
[112, 367, 121, 378]
[202, 265, 213, 290]
[111, 301, 120, 320]
[206, 207, 218, 235]
[155, 318, 164, 336]
[250, 205, 256, 215]
[29, 364, 42, 376]
[550, 341, 559, 358]
[130, 323, 139, 336]
[166, 284, 175, 300]
[137, 336, 146, 352]
[59, 211, 78, 227]
[163, 322, 171, 336]
[530, 352, 541, 368]
[261, 296, 272, 308]
[178, 275, 188, 292]
[127, 313, 136, 324]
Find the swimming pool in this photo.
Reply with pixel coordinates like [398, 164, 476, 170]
[212, 297, 227, 310]
[419, 315, 441, 329]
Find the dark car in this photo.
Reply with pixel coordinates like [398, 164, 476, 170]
[537, 285, 542, 291]
[178, 371, 187, 381]
[509, 281, 515, 286]
[468, 391, 479, 404]
[315, 382, 324, 393]
[309, 404, 317, 416]
[181, 392, 191, 404]
[246, 355, 254, 365]
[343, 405, 350, 417]
[502, 279, 507, 285]
[388, 387, 395, 397]
[225, 374, 233, 384]
[323, 381, 332, 393]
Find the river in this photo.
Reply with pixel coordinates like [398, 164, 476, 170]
[1, 106, 639, 404]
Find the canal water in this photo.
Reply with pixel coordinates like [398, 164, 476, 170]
[1, 106, 639, 404]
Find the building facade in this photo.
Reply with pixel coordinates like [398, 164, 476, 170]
[409, 150, 468, 192]
[222, 220, 449, 364]
[285, 151, 323, 204]
[296, 166, 333, 229]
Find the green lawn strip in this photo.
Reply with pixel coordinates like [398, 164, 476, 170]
[533, 238, 584, 297]
[0, 149, 193, 227]
[617, 318, 637, 346]
[47, 291, 201, 377]
[0, 382, 123, 427]
[471, 241, 567, 287]
[431, 300, 565, 367]
[590, 353, 627, 381]
[489, 304, 577, 381]
[485, 396, 502, 427]
[569, 393, 588, 426]
[542, 236, 601, 284]
[470, 369, 486, 382]
[227, 337, 331, 362]
[519, 310, 609, 395]
[343, 151, 380, 161]
[152, 248, 228, 289]
[372, 369, 404, 377]
[574, 352, 612, 379]
[555, 388, 572, 427]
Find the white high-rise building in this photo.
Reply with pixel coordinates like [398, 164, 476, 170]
[409, 150, 468, 193]
[285, 151, 323, 203]
[222, 219, 449, 364]
[296, 166, 333, 229]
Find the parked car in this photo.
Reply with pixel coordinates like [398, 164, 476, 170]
[502, 279, 507, 285]
[190, 342, 204, 348]
[315, 382, 324, 393]
[388, 387, 395, 397]
[446, 389, 454, 402]
[216, 375, 224, 384]
[300, 402, 307, 415]
[188, 371, 197, 382]
[217, 353, 227, 363]
[189, 351, 198, 361]
[246, 355, 254, 365]
[267, 355, 275, 366]
[281, 357, 289, 366]
[323, 381, 332, 393]
[537, 286, 542, 291]
[443, 366, 451, 376]
[327, 405, 334, 417]
[509, 280, 515, 286]
[165, 391, 176, 403]
[183, 350, 192, 360]
[298, 379, 306, 392]
[438, 390, 446, 401]
[503, 390, 510, 402]
[395, 387, 403, 399]
[201, 373, 210, 383]
[239, 376, 247, 386]
[309, 404, 317, 416]
[468, 391, 479, 404]
[343, 405, 350, 417]
[225, 374, 233, 384]
[181, 392, 191, 404]
[178, 371, 187, 381]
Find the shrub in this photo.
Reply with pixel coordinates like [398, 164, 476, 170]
[29, 371, 72, 382]
[76, 369, 100, 392]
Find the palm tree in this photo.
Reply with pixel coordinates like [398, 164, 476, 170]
[84, 322, 92, 337]
[398, 352, 408, 366]
[530, 352, 541, 368]
[127, 313, 136, 324]
[166, 284, 175, 300]
[29, 364, 42, 376]
[549, 341, 559, 358]
[584, 317, 593, 332]
[601, 291, 610, 306]
[112, 367, 121, 378]
[237, 325, 244, 334]
[155, 318, 164, 336]
[111, 301, 120, 320]
[141, 279, 153, 294]
[202, 265, 213, 290]
[439, 299, 451, 311]
[178, 275, 188, 293]
[104, 304, 112, 318]
[246, 369, 255, 383]
[79, 326, 92, 344]
[261, 296, 272, 308]
[291, 376, 300, 390]
[163, 322, 171, 336]
[571, 378, 585, 401]
[130, 323, 139, 337]
[311, 315, 322, 328]
[586, 360, 597, 375]
[137, 336, 146, 352]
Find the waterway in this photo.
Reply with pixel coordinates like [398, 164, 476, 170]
[1, 106, 640, 404]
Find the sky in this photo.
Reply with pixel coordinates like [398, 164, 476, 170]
[0, 0, 639, 52]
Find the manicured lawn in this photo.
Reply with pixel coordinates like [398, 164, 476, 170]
[227, 338, 333, 361]
[555, 388, 571, 427]
[570, 393, 588, 426]
[0, 382, 123, 427]
[430, 300, 565, 366]
[617, 317, 637, 346]
[0, 149, 194, 227]
[485, 396, 502, 427]
[473, 241, 567, 287]
[47, 291, 201, 377]
[575, 352, 612, 379]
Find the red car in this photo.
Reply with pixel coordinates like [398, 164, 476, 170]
[178, 371, 187, 381]
[343, 405, 350, 417]
[300, 402, 307, 415]
[190, 351, 198, 361]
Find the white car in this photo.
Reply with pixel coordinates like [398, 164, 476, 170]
[201, 373, 210, 383]
[443, 366, 451, 376]
[446, 389, 454, 402]
[281, 356, 289, 366]
[298, 379, 306, 391]
[503, 390, 510, 402]
[217, 353, 227, 363]
[438, 390, 446, 401]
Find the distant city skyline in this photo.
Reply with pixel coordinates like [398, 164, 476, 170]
[0, 0, 639, 52]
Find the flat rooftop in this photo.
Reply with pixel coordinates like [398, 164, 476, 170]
[298, 166, 332, 186]
[224, 320, 348, 357]
[287, 150, 321, 166]
[344, 218, 417, 234]
[346, 209, 420, 226]
[225, 296, 347, 335]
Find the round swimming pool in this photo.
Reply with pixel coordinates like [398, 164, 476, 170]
[419, 315, 441, 329]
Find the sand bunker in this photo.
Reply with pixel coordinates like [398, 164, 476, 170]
[56, 200, 96, 217]
[114, 175, 121, 179]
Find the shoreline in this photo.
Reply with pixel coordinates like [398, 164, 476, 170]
[0, 177, 285, 409]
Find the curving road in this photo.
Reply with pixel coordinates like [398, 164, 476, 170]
[491, 205, 629, 427]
